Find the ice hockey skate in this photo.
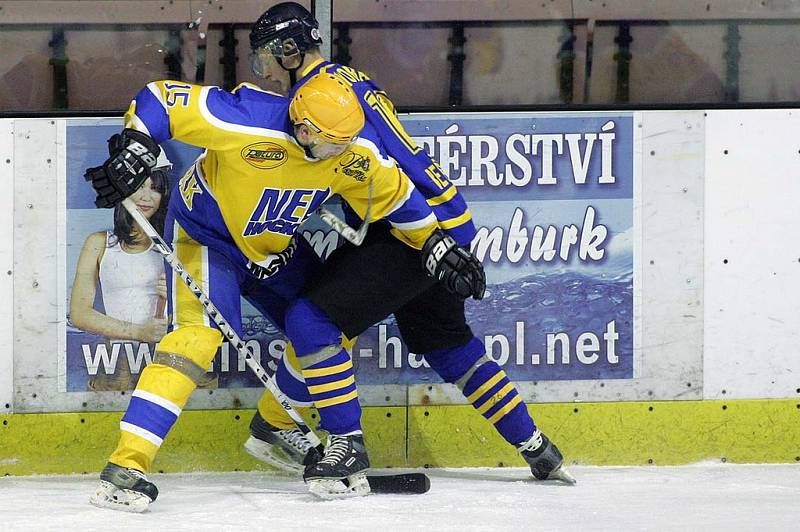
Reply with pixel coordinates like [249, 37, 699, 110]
[89, 462, 158, 513]
[244, 410, 321, 473]
[518, 430, 576, 484]
[303, 434, 371, 500]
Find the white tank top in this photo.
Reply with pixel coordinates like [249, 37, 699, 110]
[98, 232, 164, 341]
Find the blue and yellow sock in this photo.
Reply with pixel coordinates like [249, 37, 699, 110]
[285, 299, 362, 435]
[109, 326, 222, 472]
[426, 337, 535, 445]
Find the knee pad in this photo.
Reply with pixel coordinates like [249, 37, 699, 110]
[424, 337, 486, 384]
[154, 326, 223, 383]
[284, 298, 341, 356]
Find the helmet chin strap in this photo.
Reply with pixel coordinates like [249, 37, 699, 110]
[299, 142, 315, 159]
[276, 52, 306, 87]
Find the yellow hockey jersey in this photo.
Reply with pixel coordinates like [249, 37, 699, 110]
[124, 80, 438, 268]
[291, 59, 477, 246]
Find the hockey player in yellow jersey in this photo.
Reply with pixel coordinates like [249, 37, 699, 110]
[84, 71, 485, 509]
[243, 1, 574, 491]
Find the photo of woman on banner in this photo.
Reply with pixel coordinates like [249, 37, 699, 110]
[68, 150, 173, 391]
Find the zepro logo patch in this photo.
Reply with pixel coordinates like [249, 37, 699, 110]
[241, 142, 288, 169]
[244, 188, 329, 237]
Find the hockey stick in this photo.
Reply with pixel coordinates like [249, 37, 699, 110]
[317, 178, 372, 246]
[122, 198, 428, 494]
[122, 198, 323, 449]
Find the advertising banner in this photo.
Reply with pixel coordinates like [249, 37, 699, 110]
[354, 114, 636, 384]
[64, 120, 296, 392]
[63, 113, 636, 394]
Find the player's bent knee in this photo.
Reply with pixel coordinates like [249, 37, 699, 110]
[425, 337, 486, 384]
[154, 326, 223, 384]
[296, 344, 343, 370]
[285, 298, 341, 355]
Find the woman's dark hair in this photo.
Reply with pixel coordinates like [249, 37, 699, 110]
[111, 169, 171, 246]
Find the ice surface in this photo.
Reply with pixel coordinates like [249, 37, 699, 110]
[1, 464, 798, 531]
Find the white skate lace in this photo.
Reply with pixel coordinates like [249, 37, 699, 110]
[319, 436, 349, 466]
[517, 430, 543, 453]
[278, 428, 313, 454]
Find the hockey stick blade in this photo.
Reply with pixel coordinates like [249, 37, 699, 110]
[317, 178, 373, 246]
[366, 473, 430, 494]
[318, 207, 369, 246]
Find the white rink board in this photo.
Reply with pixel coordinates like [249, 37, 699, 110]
[703, 109, 800, 400]
[3, 108, 800, 413]
[0, 120, 13, 413]
[406, 109, 707, 407]
[12, 119, 60, 414]
[13, 118, 262, 414]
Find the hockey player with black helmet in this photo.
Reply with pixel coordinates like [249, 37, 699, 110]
[244, 1, 575, 494]
[249, 0, 323, 90]
[83, 65, 474, 507]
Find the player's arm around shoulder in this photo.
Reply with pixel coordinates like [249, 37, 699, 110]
[349, 76, 477, 246]
[124, 80, 284, 151]
[338, 139, 437, 250]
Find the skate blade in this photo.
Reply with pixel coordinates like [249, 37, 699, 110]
[307, 473, 371, 500]
[548, 465, 577, 485]
[244, 436, 303, 474]
[89, 481, 152, 513]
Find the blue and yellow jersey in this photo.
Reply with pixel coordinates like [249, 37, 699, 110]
[123, 80, 438, 268]
[289, 60, 477, 247]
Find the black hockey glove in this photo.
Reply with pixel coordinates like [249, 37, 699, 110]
[84, 128, 161, 208]
[245, 238, 299, 280]
[422, 229, 486, 300]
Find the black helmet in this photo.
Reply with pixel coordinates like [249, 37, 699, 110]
[249, 2, 322, 56]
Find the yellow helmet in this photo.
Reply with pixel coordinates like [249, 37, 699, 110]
[289, 73, 365, 144]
